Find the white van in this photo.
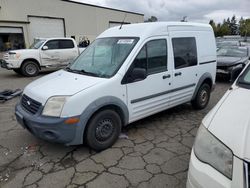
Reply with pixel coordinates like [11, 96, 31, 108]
[187, 62, 250, 188]
[15, 22, 217, 150]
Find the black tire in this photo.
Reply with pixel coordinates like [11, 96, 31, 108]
[192, 83, 211, 110]
[86, 109, 122, 151]
[13, 68, 22, 75]
[21, 61, 39, 77]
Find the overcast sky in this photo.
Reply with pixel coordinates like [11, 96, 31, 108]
[74, 0, 250, 23]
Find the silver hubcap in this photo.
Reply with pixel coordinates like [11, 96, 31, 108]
[200, 90, 208, 105]
[25, 63, 37, 75]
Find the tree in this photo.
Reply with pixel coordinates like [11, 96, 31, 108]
[145, 16, 158, 22]
[209, 20, 217, 36]
[239, 18, 250, 38]
[229, 15, 238, 35]
[217, 20, 230, 36]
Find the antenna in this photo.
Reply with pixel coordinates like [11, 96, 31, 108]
[119, 13, 127, 30]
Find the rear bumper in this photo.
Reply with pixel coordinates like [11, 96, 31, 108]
[15, 103, 80, 145]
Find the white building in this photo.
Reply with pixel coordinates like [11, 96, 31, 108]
[0, 0, 144, 51]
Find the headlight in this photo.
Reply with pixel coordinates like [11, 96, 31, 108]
[194, 125, 233, 179]
[42, 96, 68, 117]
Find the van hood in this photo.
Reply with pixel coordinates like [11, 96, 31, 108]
[24, 70, 106, 104]
[207, 87, 250, 160]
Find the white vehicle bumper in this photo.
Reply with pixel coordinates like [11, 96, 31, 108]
[1, 59, 22, 69]
[187, 150, 246, 188]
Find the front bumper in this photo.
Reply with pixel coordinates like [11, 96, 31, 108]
[15, 103, 80, 144]
[0, 59, 21, 69]
[216, 64, 244, 80]
[187, 150, 245, 188]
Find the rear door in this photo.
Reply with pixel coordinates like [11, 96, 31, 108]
[126, 38, 173, 123]
[169, 36, 199, 107]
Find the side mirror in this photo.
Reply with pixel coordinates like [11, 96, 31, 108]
[129, 68, 147, 83]
[42, 46, 48, 50]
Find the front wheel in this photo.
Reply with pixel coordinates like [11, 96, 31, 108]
[192, 83, 211, 110]
[85, 109, 122, 151]
[21, 61, 39, 77]
[13, 68, 22, 75]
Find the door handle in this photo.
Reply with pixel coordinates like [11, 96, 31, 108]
[174, 72, 182, 77]
[162, 74, 171, 79]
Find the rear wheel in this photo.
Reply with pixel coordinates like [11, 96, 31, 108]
[192, 83, 211, 110]
[21, 61, 39, 77]
[86, 109, 121, 151]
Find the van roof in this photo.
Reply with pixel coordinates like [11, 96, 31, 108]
[98, 22, 212, 39]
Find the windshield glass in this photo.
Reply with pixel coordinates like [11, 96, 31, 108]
[217, 47, 248, 57]
[29, 39, 46, 49]
[68, 37, 138, 78]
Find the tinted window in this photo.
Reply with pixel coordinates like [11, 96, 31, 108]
[132, 39, 167, 74]
[133, 46, 147, 70]
[147, 40, 167, 74]
[172, 37, 197, 69]
[45, 40, 59, 50]
[60, 40, 74, 49]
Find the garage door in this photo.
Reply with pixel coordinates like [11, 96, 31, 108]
[28, 16, 65, 43]
[0, 27, 23, 34]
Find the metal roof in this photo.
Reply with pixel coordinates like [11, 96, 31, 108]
[61, 0, 144, 16]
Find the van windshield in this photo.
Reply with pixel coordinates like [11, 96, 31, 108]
[68, 37, 139, 78]
[237, 64, 250, 89]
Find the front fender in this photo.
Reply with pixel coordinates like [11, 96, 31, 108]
[66, 96, 129, 146]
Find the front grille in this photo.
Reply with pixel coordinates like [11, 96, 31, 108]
[21, 94, 41, 114]
[244, 161, 250, 188]
[3, 53, 9, 60]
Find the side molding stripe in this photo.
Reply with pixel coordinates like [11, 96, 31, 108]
[131, 83, 196, 104]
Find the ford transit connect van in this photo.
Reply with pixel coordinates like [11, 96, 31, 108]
[15, 22, 217, 150]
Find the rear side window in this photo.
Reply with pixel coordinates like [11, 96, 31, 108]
[59, 40, 74, 49]
[172, 37, 197, 69]
[133, 39, 167, 74]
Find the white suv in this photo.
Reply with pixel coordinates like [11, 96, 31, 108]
[187, 62, 250, 188]
[15, 22, 217, 151]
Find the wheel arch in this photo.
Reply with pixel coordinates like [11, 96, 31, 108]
[192, 73, 213, 101]
[67, 96, 129, 146]
[21, 58, 41, 70]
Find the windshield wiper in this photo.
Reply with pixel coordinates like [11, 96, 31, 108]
[79, 69, 99, 77]
[65, 67, 100, 77]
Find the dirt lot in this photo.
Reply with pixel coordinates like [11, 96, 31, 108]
[0, 68, 230, 188]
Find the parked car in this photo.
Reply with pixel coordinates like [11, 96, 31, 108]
[15, 22, 217, 151]
[0, 38, 85, 76]
[216, 46, 250, 81]
[216, 40, 241, 51]
[187, 63, 250, 188]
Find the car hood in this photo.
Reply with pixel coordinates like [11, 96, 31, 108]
[9, 49, 38, 54]
[23, 70, 106, 105]
[207, 87, 250, 160]
[217, 56, 248, 67]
